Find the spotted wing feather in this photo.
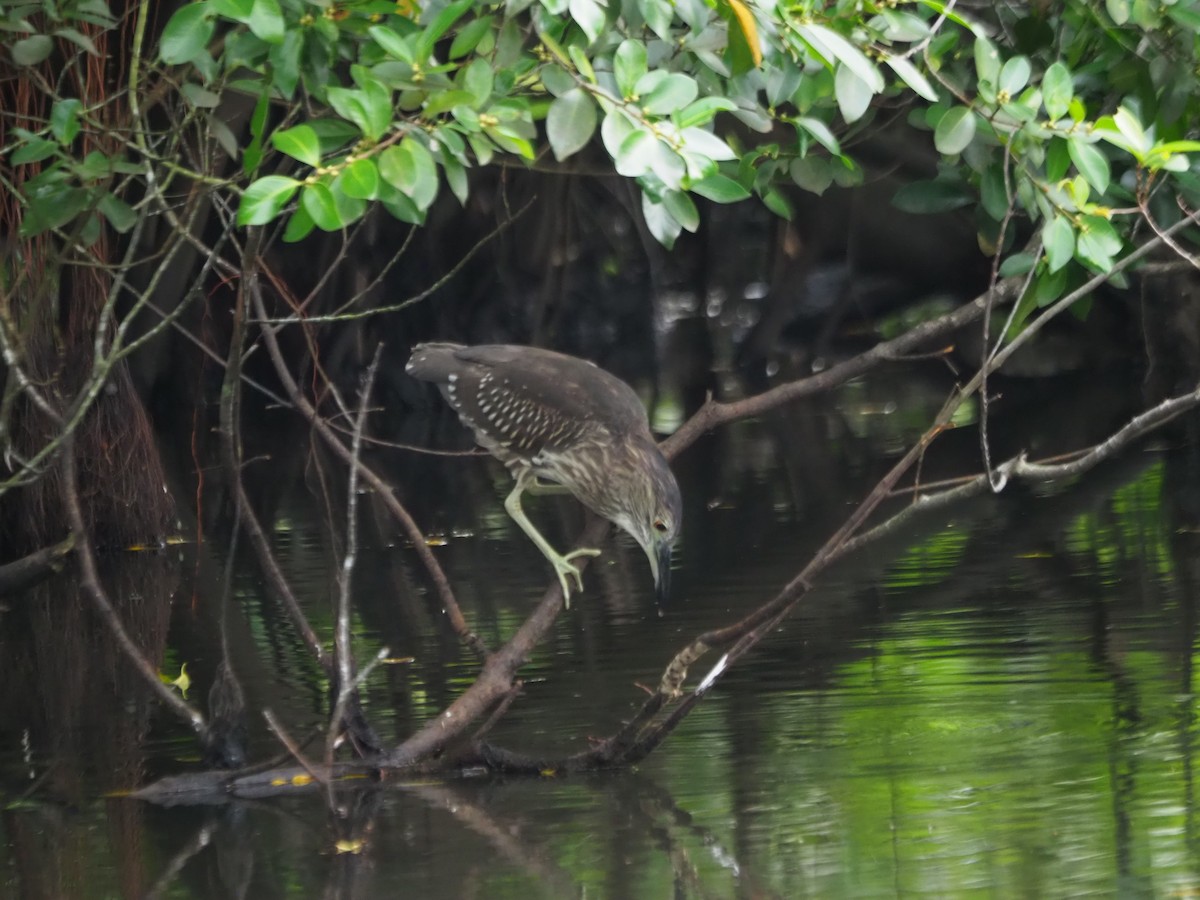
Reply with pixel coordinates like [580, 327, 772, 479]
[407, 343, 650, 463]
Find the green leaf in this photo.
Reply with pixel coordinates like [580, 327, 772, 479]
[663, 189, 699, 232]
[640, 73, 698, 115]
[74, 150, 118, 179]
[998, 251, 1036, 277]
[979, 164, 1008, 220]
[53, 26, 98, 56]
[1068, 137, 1109, 195]
[1167, 3, 1200, 29]
[1153, 152, 1192, 173]
[790, 156, 833, 195]
[615, 129, 656, 177]
[369, 24, 414, 62]
[547, 88, 597, 160]
[301, 182, 342, 231]
[642, 193, 683, 248]
[1156, 141, 1200, 154]
[416, 0, 474, 61]
[637, 0, 672, 40]
[209, 113, 239, 159]
[1075, 215, 1122, 271]
[934, 106, 975, 155]
[601, 108, 636, 159]
[834, 64, 873, 124]
[98, 193, 137, 234]
[21, 182, 88, 236]
[159, 3, 214, 65]
[893, 178, 973, 213]
[78, 213, 102, 247]
[1112, 106, 1150, 155]
[379, 138, 438, 210]
[1105, 0, 1130, 25]
[691, 172, 751, 202]
[1042, 62, 1072, 120]
[794, 116, 840, 155]
[1045, 137, 1071, 181]
[450, 15, 493, 59]
[270, 25, 302, 96]
[541, 64, 574, 97]
[50, 99, 82, 144]
[974, 36, 1000, 85]
[1029, 263, 1068, 308]
[643, 73, 700, 116]
[999, 56, 1030, 95]
[328, 86, 392, 142]
[615, 39, 647, 99]
[877, 8, 930, 41]
[422, 90, 478, 117]
[237, 174, 299, 226]
[248, 0, 284, 44]
[379, 180, 425, 224]
[211, 0, 253, 18]
[568, 44, 597, 83]
[463, 57, 493, 106]
[379, 145, 413, 192]
[271, 124, 321, 167]
[12, 137, 58, 166]
[181, 82, 221, 108]
[483, 124, 533, 159]
[11, 34, 53, 66]
[1042, 215, 1075, 273]
[329, 176, 367, 226]
[797, 23, 884, 92]
[569, 0, 606, 44]
[340, 158, 380, 200]
[634, 69, 668, 99]
[675, 97, 736, 129]
[645, 141, 686, 188]
[283, 205, 316, 242]
[467, 132, 495, 166]
[762, 188, 793, 220]
[1093, 117, 1143, 158]
[885, 55, 938, 103]
[679, 127, 736, 161]
[308, 119, 363, 153]
[441, 153, 469, 205]
[242, 84, 269, 175]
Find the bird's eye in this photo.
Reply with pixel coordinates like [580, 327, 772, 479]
[653, 518, 668, 533]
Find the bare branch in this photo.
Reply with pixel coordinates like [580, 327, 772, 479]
[61, 433, 206, 734]
[248, 282, 487, 658]
[326, 345, 383, 767]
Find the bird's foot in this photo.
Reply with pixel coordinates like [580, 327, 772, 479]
[552, 547, 603, 607]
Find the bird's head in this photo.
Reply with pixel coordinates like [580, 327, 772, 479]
[612, 445, 681, 605]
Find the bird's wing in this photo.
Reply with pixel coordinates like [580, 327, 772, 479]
[418, 345, 645, 457]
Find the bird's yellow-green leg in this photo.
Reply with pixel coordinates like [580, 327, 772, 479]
[525, 476, 571, 495]
[504, 471, 601, 606]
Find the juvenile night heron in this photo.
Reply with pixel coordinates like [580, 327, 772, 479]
[406, 342, 681, 605]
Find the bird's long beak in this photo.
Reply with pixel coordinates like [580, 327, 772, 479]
[654, 542, 672, 605]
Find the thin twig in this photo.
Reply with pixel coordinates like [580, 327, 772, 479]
[263, 709, 326, 786]
[326, 345, 383, 770]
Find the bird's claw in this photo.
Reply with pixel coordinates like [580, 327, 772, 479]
[552, 548, 602, 607]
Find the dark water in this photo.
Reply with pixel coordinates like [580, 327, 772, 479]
[3, 358, 1200, 898]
